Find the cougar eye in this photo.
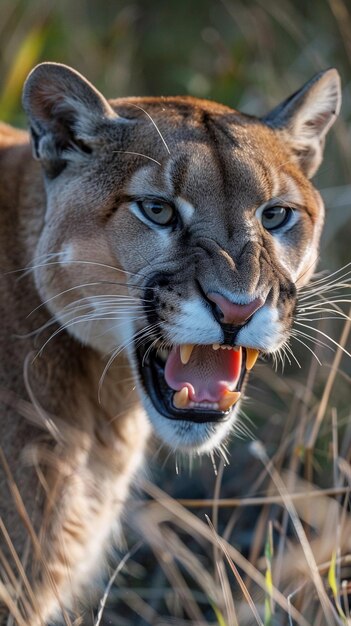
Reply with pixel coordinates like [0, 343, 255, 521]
[138, 199, 175, 226]
[261, 206, 292, 231]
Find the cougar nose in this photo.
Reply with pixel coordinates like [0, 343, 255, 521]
[207, 292, 265, 325]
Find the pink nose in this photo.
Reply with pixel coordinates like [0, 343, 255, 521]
[207, 293, 264, 325]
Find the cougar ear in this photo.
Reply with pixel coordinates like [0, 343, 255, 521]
[22, 62, 117, 176]
[262, 69, 341, 178]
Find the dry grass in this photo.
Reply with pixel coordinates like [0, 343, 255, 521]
[102, 287, 351, 624]
[0, 0, 350, 624]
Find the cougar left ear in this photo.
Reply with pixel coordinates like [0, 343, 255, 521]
[22, 62, 118, 176]
[262, 69, 341, 178]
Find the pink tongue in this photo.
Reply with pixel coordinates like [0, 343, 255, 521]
[164, 345, 242, 402]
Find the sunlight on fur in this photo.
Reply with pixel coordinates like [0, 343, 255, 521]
[0, 60, 350, 626]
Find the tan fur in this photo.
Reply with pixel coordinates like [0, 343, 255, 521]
[0, 126, 150, 624]
[0, 65, 341, 624]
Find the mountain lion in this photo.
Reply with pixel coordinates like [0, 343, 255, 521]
[0, 63, 341, 624]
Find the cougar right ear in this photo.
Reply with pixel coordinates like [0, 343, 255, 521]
[22, 62, 117, 176]
[263, 69, 341, 178]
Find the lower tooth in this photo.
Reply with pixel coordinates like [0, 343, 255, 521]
[219, 391, 241, 411]
[173, 387, 189, 409]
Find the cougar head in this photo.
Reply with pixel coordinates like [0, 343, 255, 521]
[22, 63, 341, 452]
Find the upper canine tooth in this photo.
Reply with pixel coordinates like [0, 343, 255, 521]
[212, 344, 220, 350]
[180, 344, 194, 365]
[219, 391, 241, 411]
[246, 348, 259, 371]
[173, 387, 189, 409]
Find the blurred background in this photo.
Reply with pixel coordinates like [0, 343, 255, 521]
[1, 0, 351, 261]
[1, 1, 350, 624]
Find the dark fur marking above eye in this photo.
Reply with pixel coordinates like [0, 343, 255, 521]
[201, 111, 240, 147]
[170, 155, 190, 197]
[201, 111, 240, 191]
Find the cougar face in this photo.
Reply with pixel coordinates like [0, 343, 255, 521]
[23, 63, 341, 452]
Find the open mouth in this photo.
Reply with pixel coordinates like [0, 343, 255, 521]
[136, 342, 259, 424]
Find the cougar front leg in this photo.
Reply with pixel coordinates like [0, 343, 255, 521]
[2, 424, 148, 626]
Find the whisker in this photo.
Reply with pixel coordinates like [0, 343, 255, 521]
[299, 275, 351, 300]
[295, 321, 351, 358]
[280, 345, 292, 367]
[296, 314, 350, 322]
[284, 343, 301, 368]
[127, 102, 171, 155]
[290, 334, 322, 364]
[142, 337, 161, 367]
[34, 312, 149, 357]
[58, 302, 147, 316]
[295, 254, 321, 287]
[216, 443, 230, 465]
[297, 302, 351, 314]
[27, 285, 142, 317]
[296, 305, 350, 322]
[300, 263, 351, 289]
[302, 283, 351, 300]
[113, 150, 161, 166]
[98, 322, 162, 400]
[26, 300, 150, 338]
[273, 349, 282, 372]
[233, 410, 255, 440]
[10, 257, 142, 278]
[278, 346, 288, 370]
[298, 297, 351, 307]
[291, 329, 333, 352]
[279, 347, 288, 370]
[300, 261, 351, 288]
[11, 252, 63, 281]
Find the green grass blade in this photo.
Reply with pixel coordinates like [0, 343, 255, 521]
[0, 26, 46, 121]
[210, 600, 228, 626]
[328, 550, 347, 622]
[264, 523, 274, 626]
